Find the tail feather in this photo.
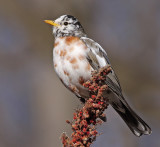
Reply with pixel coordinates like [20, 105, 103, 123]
[111, 101, 152, 137]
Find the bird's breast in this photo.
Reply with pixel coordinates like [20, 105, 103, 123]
[53, 36, 93, 97]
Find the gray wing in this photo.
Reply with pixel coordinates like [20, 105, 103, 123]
[81, 37, 123, 97]
[81, 37, 152, 137]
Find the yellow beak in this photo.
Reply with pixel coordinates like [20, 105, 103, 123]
[44, 20, 61, 27]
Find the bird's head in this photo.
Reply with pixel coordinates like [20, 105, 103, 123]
[44, 15, 86, 38]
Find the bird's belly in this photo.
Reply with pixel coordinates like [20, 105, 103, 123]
[53, 37, 93, 98]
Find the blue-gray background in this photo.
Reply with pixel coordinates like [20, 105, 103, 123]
[0, 0, 160, 147]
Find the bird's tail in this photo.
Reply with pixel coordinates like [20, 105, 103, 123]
[110, 98, 152, 137]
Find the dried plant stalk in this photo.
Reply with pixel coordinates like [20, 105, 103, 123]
[61, 65, 111, 147]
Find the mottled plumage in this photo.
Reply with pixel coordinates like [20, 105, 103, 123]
[45, 15, 152, 136]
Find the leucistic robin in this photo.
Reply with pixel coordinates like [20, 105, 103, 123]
[44, 15, 151, 137]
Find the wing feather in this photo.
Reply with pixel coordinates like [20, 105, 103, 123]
[81, 37, 122, 96]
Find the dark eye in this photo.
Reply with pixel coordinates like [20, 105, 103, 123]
[64, 22, 68, 26]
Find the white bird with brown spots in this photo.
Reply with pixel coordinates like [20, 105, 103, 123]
[44, 15, 152, 137]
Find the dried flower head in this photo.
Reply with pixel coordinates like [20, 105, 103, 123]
[61, 65, 111, 147]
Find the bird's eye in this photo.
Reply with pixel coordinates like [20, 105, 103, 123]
[64, 22, 68, 26]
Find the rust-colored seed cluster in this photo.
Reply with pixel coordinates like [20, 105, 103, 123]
[61, 65, 112, 147]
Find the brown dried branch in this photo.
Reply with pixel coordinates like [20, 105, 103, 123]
[61, 65, 112, 147]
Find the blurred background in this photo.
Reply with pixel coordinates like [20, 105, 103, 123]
[0, 0, 160, 147]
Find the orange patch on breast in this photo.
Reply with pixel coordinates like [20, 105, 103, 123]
[65, 36, 79, 45]
[54, 63, 57, 67]
[63, 70, 69, 76]
[78, 54, 85, 60]
[60, 50, 67, 57]
[86, 63, 91, 71]
[79, 76, 85, 85]
[54, 42, 59, 47]
[70, 57, 77, 64]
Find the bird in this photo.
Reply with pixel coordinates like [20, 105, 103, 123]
[44, 15, 152, 137]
